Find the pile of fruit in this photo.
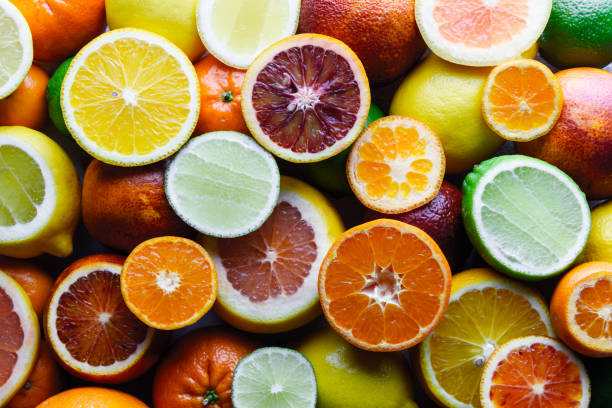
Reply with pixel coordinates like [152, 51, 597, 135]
[1, 0, 611, 407]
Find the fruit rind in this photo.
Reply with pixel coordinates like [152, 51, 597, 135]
[0, 0, 33, 99]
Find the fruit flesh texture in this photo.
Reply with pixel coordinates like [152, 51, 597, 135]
[0, 286, 25, 389]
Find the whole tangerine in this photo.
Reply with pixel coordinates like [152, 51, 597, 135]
[0, 65, 49, 129]
[35, 387, 148, 408]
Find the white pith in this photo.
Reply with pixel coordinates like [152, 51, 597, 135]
[0, 0, 33, 98]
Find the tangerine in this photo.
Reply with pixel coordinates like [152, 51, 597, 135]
[0, 65, 48, 129]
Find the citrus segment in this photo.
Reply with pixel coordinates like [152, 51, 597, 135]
[347, 116, 445, 214]
[0, 0, 32, 99]
[319, 219, 451, 352]
[61, 29, 200, 166]
[242, 34, 370, 163]
[483, 59, 563, 141]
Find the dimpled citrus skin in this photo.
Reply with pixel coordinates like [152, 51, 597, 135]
[0, 66, 49, 130]
[35, 387, 149, 408]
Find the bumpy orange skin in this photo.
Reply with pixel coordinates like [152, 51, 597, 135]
[516, 68, 612, 199]
[0, 256, 53, 320]
[0, 66, 49, 129]
[35, 387, 149, 408]
[298, 0, 426, 84]
[82, 160, 194, 253]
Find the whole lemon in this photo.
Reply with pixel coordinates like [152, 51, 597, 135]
[106, 0, 206, 61]
[390, 54, 503, 174]
[297, 327, 417, 408]
[578, 201, 612, 263]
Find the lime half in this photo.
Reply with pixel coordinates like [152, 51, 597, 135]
[0, 0, 33, 98]
[462, 155, 590, 280]
[165, 131, 280, 238]
[232, 347, 317, 408]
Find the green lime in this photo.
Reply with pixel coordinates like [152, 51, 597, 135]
[231, 347, 317, 408]
[539, 0, 612, 68]
[165, 131, 280, 238]
[46, 58, 72, 136]
[300, 104, 384, 195]
[462, 155, 590, 281]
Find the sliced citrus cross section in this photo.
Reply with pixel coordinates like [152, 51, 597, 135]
[319, 219, 451, 352]
[61, 28, 200, 166]
[242, 33, 370, 163]
[483, 59, 563, 141]
[0, 0, 32, 99]
[347, 116, 445, 214]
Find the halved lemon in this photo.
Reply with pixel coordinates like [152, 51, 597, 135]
[0, 0, 32, 99]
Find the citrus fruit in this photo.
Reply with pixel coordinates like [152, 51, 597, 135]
[194, 54, 248, 135]
[550, 262, 612, 357]
[0, 0, 32, 99]
[579, 201, 612, 263]
[0, 126, 80, 259]
[36, 387, 149, 408]
[106, 0, 206, 61]
[415, 268, 554, 408]
[516, 68, 612, 198]
[0, 271, 39, 407]
[462, 155, 591, 281]
[319, 219, 452, 352]
[153, 327, 254, 408]
[0, 65, 48, 129]
[390, 54, 504, 174]
[195, 0, 300, 69]
[121, 236, 217, 330]
[242, 33, 371, 163]
[347, 116, 445, 214]
[82, 159, 193, 253]
[7, 341, 63, 408]
[298, 0, 426, 84]
[482, 59, 564, 142]
[0, 256, 52, 319]
[44, 254, 164, 383]
[480, 336, 590, 408]
[45, 58, 72, 136]
[231, 347, 317, 408]
[200, 176, 344, 333]
[61, 28, 200, 167]
[11, 0, 105, 62]
[297, 327, 417, 408]
[165, 131, 280, 238]
[539, 0, 612, 68]
[415, 0, 552, 66]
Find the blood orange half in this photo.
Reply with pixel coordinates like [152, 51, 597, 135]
[242, 34, 370, 163]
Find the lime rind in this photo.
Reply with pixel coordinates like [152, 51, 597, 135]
[462, 155, 591, 280]
[0, 0, 33, 99]
[232, 347, 317, 408]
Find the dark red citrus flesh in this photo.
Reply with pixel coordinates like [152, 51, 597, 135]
[252, 45, 362, 154]
[218, 201, 317, 302]
[0, 287, 23, 386]
[55, 270, 148, 366]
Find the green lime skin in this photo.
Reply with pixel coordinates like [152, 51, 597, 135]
[539, 0, 612, 68]
[46, 58, 73, 136]
[300, 104, 384, 196]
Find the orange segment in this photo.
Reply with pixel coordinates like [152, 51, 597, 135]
[121, 237, 217, 330]
[319, 219, 451, 351]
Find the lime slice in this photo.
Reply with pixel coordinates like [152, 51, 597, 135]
[165, 131, 280, 238]
[232, 347, 317, 408]
[0, 0, 33, 99]
[462, 155, 590, 280]
[196, 0, 300, 69]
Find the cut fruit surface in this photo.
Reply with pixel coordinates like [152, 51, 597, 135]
[121, 237, 217, 330]
[44, 255, 159, 383]
[201, 176, 344, 333]
[242, 34, 370, 163]
[319, 219, 451, 352]
[483, 59, 563, 141]
[61, 28, 200, 166]
[480, 336, 590, 408]
[0, 271, 39, 407]
[416, 268, 554, 408]
[347, 116, 445, 214]
[415, 0, 551, 66]
[0, 0, 32, 99]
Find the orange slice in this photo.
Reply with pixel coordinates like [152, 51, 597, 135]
[121, 236, 217, 330]
[347, 116, 445, 214]
[483, 59, 563, 141]
[550, 262, 612, 358]
[319, 219, 451, 351]
[480, 336, 590, 408]
[44, 254, 163, 384]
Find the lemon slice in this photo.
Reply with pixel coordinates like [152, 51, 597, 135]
[61, 29, 200, 166]
[0, 0, 33, 99]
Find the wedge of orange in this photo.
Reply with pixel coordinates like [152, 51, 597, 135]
[482, 59, 563, 141]
[121, 236, 217, 330]
[347, 116, 445, 214]
[319, 219, 451, 352]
